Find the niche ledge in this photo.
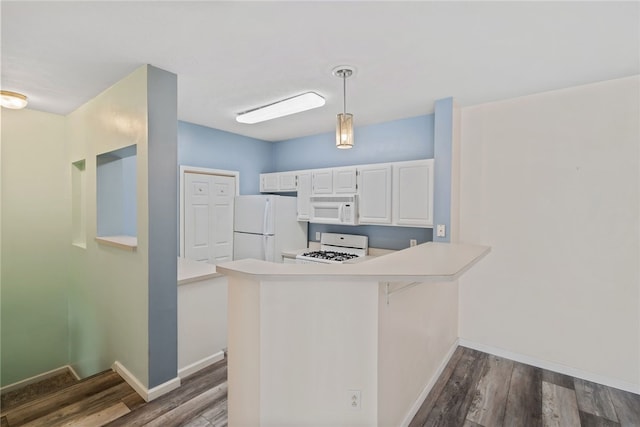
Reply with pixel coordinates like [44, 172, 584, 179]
[95, 235, 138, 251]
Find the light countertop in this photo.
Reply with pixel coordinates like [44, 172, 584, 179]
[281, 248, 310, 258]
[218, 242, 490, 282]
[177, 257, 223, 285]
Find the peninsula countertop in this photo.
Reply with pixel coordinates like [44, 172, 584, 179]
[217, 242, 490, 282]
[177, 257, 223, 285]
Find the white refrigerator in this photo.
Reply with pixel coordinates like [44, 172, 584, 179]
[233, 195, 308, 262]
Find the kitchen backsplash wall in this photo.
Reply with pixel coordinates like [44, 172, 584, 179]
[310, 224, 432, 250]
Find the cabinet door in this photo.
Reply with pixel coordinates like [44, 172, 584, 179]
[333, 167, 358, 193]
[260, 173, 279, 192]
[296, 171, 312, 221]
[392, 159, 434, 227]
[357, 164, 392, 224]
[278, 172, 297, 191]
[312, 169, 333, 194]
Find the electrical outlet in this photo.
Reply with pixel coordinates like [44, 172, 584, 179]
[410, 239, 417, 247]
[348, 389, 361, 410]
[315, 232, 321, 241]
[436, 224, 446, 238]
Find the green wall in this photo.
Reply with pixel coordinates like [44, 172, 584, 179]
[1, 108, 70, 386]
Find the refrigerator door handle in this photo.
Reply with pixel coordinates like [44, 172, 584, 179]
[263, 234, 268, 261]
[263, 197, 270, 235]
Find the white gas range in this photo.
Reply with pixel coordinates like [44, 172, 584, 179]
[296, 233, 368, 264]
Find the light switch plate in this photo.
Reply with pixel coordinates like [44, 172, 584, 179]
[315, 232, 321, 241]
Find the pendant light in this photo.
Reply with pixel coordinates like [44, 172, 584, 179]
[333, 66, 354, 149]
[1, 90, 28, 109]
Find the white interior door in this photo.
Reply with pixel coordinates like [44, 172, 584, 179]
[184, 172, 236, 264]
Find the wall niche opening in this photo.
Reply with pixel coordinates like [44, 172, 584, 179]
[71, 159, 87, 248]
[95, 145, 137, 250]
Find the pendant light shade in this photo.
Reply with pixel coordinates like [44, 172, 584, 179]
[336, 113, 353, 149]
[333, 66, 354, 149]
[1, 90, 28, 109]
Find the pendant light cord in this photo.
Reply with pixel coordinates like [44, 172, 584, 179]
[342, 73, 347, 114]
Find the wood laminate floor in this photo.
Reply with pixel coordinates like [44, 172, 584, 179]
[409, 346, 640, 427]
[2, 347, 638, 426]
[0, 359, 227, 427]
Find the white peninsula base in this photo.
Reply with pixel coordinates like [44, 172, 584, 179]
[218, 242, 490, 426]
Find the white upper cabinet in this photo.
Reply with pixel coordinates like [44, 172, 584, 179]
[312, 167, 357, 195]
[333, 167, 358, 194]
[357, 164, 392, 225]
[296, 171, 312, 221]
[311, 169, 333, 194]
[260, 173, 280, 193]
[392, 159, 434, 227]
[278, 172, 297, 192]
[260, 159, 434, 228]
[260, 171, 297, 193]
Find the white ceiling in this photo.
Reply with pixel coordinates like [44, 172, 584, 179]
[2, 1, 638, 142]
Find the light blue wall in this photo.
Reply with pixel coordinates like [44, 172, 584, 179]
[309, 224, 432, 250]
[96, 157, 123, 236]
[433, 98, 453, 243]
[147, 66, 178, 388]
[122, 155, 137, 236]
[272, 114, 435, 250]
[273, 115, 434, 171]
[178, 121, 273, 195]
[96, 146, 137, 237]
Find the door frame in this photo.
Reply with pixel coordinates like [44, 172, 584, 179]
[179, 165, 240, 258]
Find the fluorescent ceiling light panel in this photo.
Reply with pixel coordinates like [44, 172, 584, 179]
[236, 92, 325, 124]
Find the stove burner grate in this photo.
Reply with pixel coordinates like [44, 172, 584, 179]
[301, 250, 359, 262]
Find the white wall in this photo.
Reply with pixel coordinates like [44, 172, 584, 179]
[458, 76, 640, 390]
[227, 277, 379, 427]
[260, 280, 379, 427]
[177, 276, 227, 377]
[377, 280, 458, 426]
[1, 109, 70, 386]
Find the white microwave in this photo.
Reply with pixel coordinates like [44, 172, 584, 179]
[309, 195, 358, 225]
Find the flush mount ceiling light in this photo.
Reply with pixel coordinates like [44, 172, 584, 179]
[333, 66, 355, 149]
[1, 90, 28, 109]
[236, 92, 325, 124]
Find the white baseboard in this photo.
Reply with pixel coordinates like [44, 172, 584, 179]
[178, 351, 225, 379]
[400, 339, 460, 427]
[67, 364, 81, 381]
[112, 361, 181, 402]
[1, 365, 78, 394]
[458, 339, 640, 395]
